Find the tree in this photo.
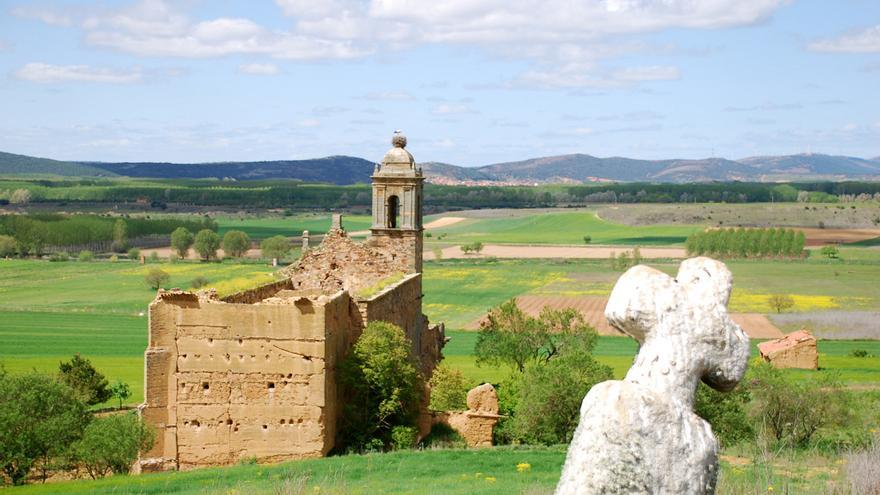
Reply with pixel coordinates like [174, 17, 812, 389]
[260, 235, 291, 261]
[428, 365, 470, 411]
[127, 247, 141, 260]
[145, 268, 170, 290]
[583, 235, 591, 244]
[0, 235, 15, 257]
[338, 321, 422, 451]
[72, 413, 154, 479]
[170, 227, 194, 259]
[77, 250, 94, 262]
[193, 229, 220, 261]
[109, 380, 131, 410]
[58, 354, 111, 406]
[111, 219, 128, 252]
[820, 245, 840, 259]
[694, 382, 753, 447]
[0, 372, 90, 485]
[475, 300, 599, 373]
[767, 294, 795, 314]
[222, 230, 250, 258]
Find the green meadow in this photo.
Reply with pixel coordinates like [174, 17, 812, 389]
[428, 210, 701, 245]
[216, 214, 372, 239]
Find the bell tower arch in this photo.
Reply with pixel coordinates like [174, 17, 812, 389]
[370, 130, 424, 273]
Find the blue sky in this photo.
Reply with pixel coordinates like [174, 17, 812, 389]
[1, 0, 879, 165]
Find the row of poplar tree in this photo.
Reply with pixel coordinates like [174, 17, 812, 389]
[685, 227, 806, 258]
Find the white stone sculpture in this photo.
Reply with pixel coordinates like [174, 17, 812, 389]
[556, 257, 750, 495]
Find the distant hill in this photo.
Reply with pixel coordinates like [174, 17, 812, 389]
[738, 153, 880, 178]
[2, 149, 880, 184]
[0, 151, 116, 177]
[82, 156, 375, 184]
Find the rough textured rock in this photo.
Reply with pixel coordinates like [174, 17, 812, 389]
[758, 329, 818, 370]
[432, 383, 501, 448]
[556, 257, 750, 495]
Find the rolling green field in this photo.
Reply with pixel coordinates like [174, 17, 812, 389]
[428, 210, 701, 245]
[216, 214, 372, 239]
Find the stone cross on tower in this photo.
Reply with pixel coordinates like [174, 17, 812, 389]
[370, 130, 425, 273]
[556, 257, 750, 495]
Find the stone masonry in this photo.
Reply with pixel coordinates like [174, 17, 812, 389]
[139, 132, 444, 471]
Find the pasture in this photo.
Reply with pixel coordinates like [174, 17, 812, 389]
[216, 213, 372, 239]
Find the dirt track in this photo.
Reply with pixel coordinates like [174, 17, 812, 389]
[425, 244, 686, 260]
[467, 295, 783, 339]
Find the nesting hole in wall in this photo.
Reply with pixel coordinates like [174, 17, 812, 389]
[267, 382, 275, 389]
[192, 420, 201, 428]
[238, 339, 243, 345]
[208, 338, 213, 344]
[202, 382, 209, 391]
[262, 424, 268, 430]
[226, 419, 233, 425]
[280, 419, 286, 425]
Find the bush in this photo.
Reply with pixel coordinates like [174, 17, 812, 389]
[0, 235, 15, 257]
[127, 248, 141, 260]
[260, 235, 291, 261]
[193, 229, 220, 261]
[511, 350, 612, 445]
[420, 422, 466, 449]
[77, 250, 94, 262]
[694, 382, 753, 447]
[748, 360, 851, 446]
[390, 426, 418, 451]
[170, 227, 194, 258]
[109, 254, 118, 263]
[72, 413, 155, 479]
[148, 251, 160, 262]
[9, 188, 32, 204]
[190, 276, 210, 289]
[48, 251, 69, 262]
[461, 242, 484, 255]
[428, 365, 469, 411]
[583, 235, 591, 244]
[145, 268, 170, 290]
[222, 230, 250, 258]
[337, 321, 422, 452]
[58, 354, 111, 406]
[850, 349, 870, 358]
[0, 372, 90, 485]
[820, 245, 840, 259]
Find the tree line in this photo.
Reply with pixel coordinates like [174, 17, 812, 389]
[685, 227, 806, 259]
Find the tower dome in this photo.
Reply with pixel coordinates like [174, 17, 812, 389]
[379, 130, 415, 171]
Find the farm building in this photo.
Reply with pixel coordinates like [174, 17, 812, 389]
[138, 132, 446, 471]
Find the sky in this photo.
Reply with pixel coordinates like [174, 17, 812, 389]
[0, 0, 879, 166]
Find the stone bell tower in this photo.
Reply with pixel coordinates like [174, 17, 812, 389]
[370, 130, 424, 273]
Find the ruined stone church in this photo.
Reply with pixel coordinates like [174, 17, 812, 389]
[139, 132, 445, 471]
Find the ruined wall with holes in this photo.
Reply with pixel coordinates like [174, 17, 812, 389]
[139, 288, 355, 471]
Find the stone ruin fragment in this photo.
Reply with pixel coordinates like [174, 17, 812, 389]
[138, 132, 445, 472]
[758, 329, 818, 370]
[556, 257, 750, 495]
[427, 383, 502, 448]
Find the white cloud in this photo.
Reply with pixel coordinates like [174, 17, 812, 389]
[360, 91, 416, 101]
[611, 65, 680, 82]
[431, 103, 474, 115]
[809, 25, 880, 53]
[11, 6, 74, 26]
[14, 63, 142, 84]
[298, 119, 321, 127]
[239, 63, 280, 75]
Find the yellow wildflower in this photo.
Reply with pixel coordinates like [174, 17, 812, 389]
[485, 476, 497, 483]
[517, 462, 532, 473]
[475, 472, 483, 478]
[768, 486, 774, 492]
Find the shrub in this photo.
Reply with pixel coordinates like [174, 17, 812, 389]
[222, 230, 250, 258]
[145, 268, 170, 290]
[767, 294, 795, 314]
[58, 354, 111, 406]
[193, 229, 220, 261]
[72, 412, 155, 479]
[428, 365, 469, 411]
[0, 235, 15, 257]
[170, 227, 194, 258]
[109, 380, 131, 410]
[583, 235, 591, 244]
[694, 382, 753, 447]
[337, 321, 422, 451]
[511, 349, 612, 445]
[261, 235, 291, 261]
[820, 245, 840, 259]
[127, 248, 141, 260]
[109, 254, 118, 263]
[9, 188, 32, 204]
[461, 242, 484, 255]
[748, 360, 851, 446]
[0, 372, 90, 485]
[190, 276, 210, 289]
[148, 251, 160, 262]
[48, 251, 69, 262]
[390, 426, 418, 451]
[77, 250, 94, 262]
[850, 349, 870, 358]
[420, 422, 466, 449]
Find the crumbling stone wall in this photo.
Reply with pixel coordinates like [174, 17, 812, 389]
[140, 288, 353, 471]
